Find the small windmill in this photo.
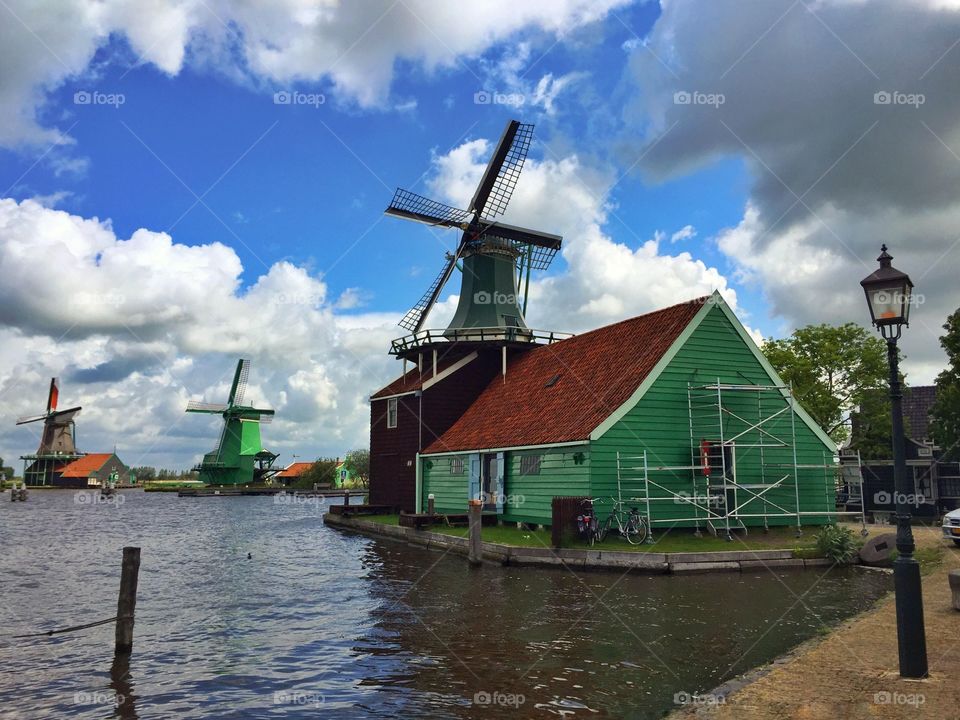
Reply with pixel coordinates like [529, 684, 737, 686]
[186, 359, 278, 485]
[385, 119, 562, 338]
[17, 378, 84, 484]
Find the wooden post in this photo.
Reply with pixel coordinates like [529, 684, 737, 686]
[950, 570, 960, 611]
[115, 547, 140, 654]
[427, 493, 435, 516]
[344, 490, 350, 507]
[468, 499, 483, 566]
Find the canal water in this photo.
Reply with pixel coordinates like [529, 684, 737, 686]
[0, 490, 890, 719]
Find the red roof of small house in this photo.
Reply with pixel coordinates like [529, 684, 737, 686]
[276, 462, 313, 478]
[371, 356, 472, 399]
[59, 453, 114, 478]
[422, 296, 709, 454]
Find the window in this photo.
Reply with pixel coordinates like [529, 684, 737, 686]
[520, 454, 542, 475]
[450, 457, 465, 475]
[386, 397, 398, 429]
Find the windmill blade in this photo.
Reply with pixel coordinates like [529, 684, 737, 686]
[229, 359, 251, 406]
[47, 377, 59, 413]
[186, 401, 230, 413]
[385, 188, 471, 228]
[16, 413, 47, 425]
[48, 406, 81, 421]
[469, 120, 534, 219]
[256, 413, 274, 424]
[399, 249, 461, 333]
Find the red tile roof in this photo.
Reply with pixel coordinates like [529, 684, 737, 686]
[59, 453, 114, 478]
[423, 296, 709, 454]
[276, 461, 313, 478]
[371, 355, 471, 399]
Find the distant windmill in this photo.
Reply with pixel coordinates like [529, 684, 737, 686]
[186, 359, 278, 485]
[385, 119, 562, 337]
[17, 378, 84, 485]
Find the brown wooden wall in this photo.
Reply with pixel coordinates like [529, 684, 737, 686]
[368, 348, 507, 511]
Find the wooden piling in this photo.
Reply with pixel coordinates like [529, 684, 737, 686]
[115, 547, 140, 654]
[344, 490, 351, 507]
[468, 499, 483, 566]
[427, 493, 435, 516]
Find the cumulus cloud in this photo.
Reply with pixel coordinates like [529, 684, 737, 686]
[0, 0, 632, 148]
[626, 0, 960, 382]
[0, 198, 399, 469]
[420, 136, 736, 333]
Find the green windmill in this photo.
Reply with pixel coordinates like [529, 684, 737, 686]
[186, 359, 278, 485]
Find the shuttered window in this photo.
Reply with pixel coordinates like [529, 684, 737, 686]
[387, 398, 398, 429]
[519, 454, 542, 475]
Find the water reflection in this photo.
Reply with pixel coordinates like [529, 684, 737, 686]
[0, 491, 890, 719]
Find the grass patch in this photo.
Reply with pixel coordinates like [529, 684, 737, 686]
[352, 515, 822, 554]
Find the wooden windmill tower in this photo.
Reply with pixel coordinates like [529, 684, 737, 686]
[385, 119, 563, 358]
[186, 359, 278, 485]
[17, 378, 84, 485]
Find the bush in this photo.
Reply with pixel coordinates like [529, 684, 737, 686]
[815, 524, 860, 564]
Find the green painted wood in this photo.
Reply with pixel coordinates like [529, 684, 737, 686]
[590, 304, 835, 529]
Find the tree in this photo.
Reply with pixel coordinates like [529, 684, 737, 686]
[762, 323, 890, 445]
[293, 458, 339, 489]
[930, 307, 960, 460]
[132, 466, 156, 481]
[344, 449, 369, 487]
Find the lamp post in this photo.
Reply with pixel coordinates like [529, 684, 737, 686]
[859, 244, 928, 679]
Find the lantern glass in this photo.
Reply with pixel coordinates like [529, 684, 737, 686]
[865, 281, 911, 325]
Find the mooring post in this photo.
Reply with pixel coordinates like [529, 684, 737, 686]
[115, 547, 140, 654]
[427, 493, 435, 516]
[344, 490, 350, 507]
[468, 499, 483, 566]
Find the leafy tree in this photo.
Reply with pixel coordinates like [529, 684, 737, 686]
[762, 323, 889, 445]
[293, 458, 339, 489]
[344, 449, 370, 487]
[931, 307, 960, 460]
[132, 466, 156, 481]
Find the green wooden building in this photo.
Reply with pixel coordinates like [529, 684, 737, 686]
[416, 293, 838, 538]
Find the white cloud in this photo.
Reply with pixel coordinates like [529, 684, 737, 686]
[626, 0, 960, 382]
[0, 0, 632, 148]
[670, 224, 696, 243]
[0, 198, 399, 470]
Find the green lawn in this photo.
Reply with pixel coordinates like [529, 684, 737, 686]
[350, 513, 820, 554]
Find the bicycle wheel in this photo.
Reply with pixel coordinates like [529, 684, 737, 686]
[625, 513, 647, 545]
[597, 514, 613, 543]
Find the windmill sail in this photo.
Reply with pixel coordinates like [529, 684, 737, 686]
[399, 252, 460, 333]
[47, 378, 59, 413]
[469, 121, 534, 219]
[385, 188, 471, 228]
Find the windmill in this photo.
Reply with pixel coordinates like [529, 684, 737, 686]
[186, 359, 278, 485]
[17, 378, 84, 485]
[385, 120, 562, 342]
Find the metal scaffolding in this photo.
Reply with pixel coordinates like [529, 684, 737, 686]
[616, 380, 864, 541]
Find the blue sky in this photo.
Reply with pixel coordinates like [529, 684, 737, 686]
[0, 0, 956, 470]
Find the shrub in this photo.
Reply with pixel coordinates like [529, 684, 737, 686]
[815, 524, 860, 564]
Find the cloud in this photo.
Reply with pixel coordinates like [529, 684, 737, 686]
[0, 198, 399, 469]
[0, 0, 632, 148]
[670, 224, 696, 243]
[625, 0, 960, 382]
[420, 136, 736, 333]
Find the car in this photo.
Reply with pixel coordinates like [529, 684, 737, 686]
[942, 508, 960, 546]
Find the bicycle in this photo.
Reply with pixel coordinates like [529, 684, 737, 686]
[599, 498, 647, 545]
[575, 498, 602, 546]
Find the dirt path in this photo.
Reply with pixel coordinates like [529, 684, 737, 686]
[670, 524, 960, 719]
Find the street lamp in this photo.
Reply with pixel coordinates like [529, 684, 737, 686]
[860, 244, 928, 679]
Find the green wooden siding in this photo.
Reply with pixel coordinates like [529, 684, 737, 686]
[590, 304, 835, 529]
[420, 446, 590, 524]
